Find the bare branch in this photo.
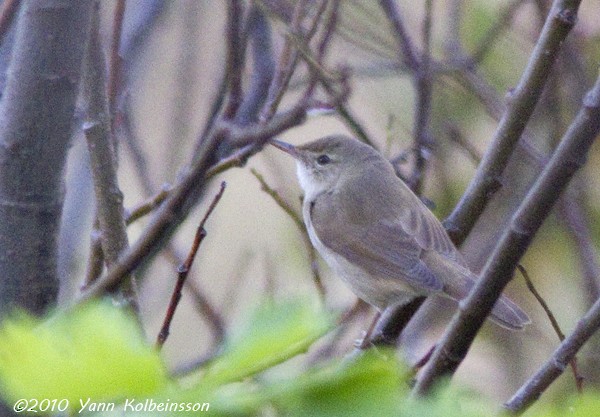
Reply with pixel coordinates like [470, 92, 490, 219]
[75, 103, 308, 306]
[444, 0, 582, 244]
[125, 184, 172, 225]
[413, 69, 600, 395]
[81, 4, 132, 287]
[259, 0, 311, 122]
[84, 223, 105, 286]
[223, 0, 246, 119]
[444, 0, 462, 58]
[407, 0, 434, 194]
[236, 5, 275, 125]
[107, 0, 126, 129]
[504, 291, 600, 413]
[187, 280, 227, 347]
[379, 0, 419, 72]
[156, 182, 226, 348]
[518, 265, 583, 392]
[470, 0, 526, 65]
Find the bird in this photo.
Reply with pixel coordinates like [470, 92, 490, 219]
[271, 134, 530, 330]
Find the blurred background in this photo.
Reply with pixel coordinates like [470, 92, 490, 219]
[53, 0, 600, 406]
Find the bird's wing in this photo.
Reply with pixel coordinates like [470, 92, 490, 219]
[396, 196, 459, 262]
[310, 191, 444, 293]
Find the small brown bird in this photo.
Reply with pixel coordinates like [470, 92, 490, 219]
[272, 135, 530, 330]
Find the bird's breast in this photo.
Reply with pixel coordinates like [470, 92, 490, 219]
[303, 200, 420, 310]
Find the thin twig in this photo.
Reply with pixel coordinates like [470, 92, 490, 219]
[250, 168, 325, 300]
[504, 293, 600, 413]
[444, 0, 463, 58]
[470, 0, 526, 65]
[118, 99, 156, 194]
[235, 4, 275, 125]
[446, 123, 482, 164]
[314, 0, 340, 64]
[84, 222, 105, 286]
[223, 0, 246, 119]
[156, 182, 227, 348]
[379, 0, 419, 72]
[443, 0, 582, 244]
[160, 243, 227, 349]
[75, 102, 308, 306]
[81, 3, 137, 308]
[260, 0, 314, 121]
[259, 0, 311, 122]
[107, 0, 126, 131]
[407, 0, 434, 194]
[558, 188, 600, 308]
[125, 184, 172, 225]
[413, 69, 600, 396]
[283, 2, 376, 146]
[250, 168, 303, 230]
[187, 280, 227, 347]
[518, 265, 583, 392]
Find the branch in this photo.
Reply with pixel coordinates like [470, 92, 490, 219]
[518, 265, 583, 392]
[156, 182, 226, 348]
[470, 0, 525, 65]
[75, 103, 308, 306]
[107, 0, 126, 129]
[284, 1, 376, 146]
[187, 279, 227, 348]
[81, 4, 135, 308]
[235, 5, 275, 125]
[125, 184, 172, 225]
[379, 0, 419, 72]
[504, 294, 600, 413]
[361, 297, 426, 349]
[558, 189, 600, 305]
[443, 0, 581, 244]
[223, 0, 246, 119]
[444, 0, 462, 58]
[407, 0, 434, 194]
[413, 69, 600, 396]
[259, 0, 312, 122]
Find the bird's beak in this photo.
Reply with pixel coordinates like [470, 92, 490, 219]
[271, 139, 300, 159]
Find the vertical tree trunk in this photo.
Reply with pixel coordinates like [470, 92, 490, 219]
[0, 0, 93, 316]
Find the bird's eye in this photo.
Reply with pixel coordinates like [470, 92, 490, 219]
[316, 154, 331, 165]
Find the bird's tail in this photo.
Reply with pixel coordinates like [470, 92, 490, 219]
[488, 293, 531, 330]
[423, 251, 531, 330]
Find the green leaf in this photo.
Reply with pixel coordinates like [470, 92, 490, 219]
[528, 391, 600, 417]
[400, 383, 494, 417]
[200, 349, 407, 417]
[272, 350, 406, 417]
[203, 299, 335, 385]
[0, 301, 167, 407]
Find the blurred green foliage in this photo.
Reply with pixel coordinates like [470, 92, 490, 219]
[1, 301, 600, 416]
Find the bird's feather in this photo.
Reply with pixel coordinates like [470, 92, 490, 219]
[309, 165, 448, 294]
